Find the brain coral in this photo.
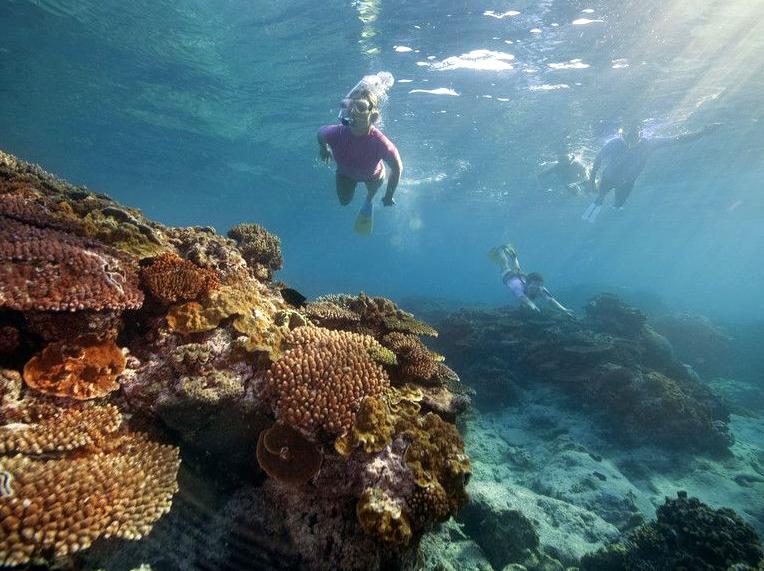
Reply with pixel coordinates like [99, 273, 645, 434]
[264, 326, 390, 440]
[140, 252, 219, 304]
[22, 334, 126, 400]
[0, 215, 143, 312]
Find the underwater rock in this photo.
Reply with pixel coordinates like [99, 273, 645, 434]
[579, 491, 764, 570]
[653, 311, 734, 376]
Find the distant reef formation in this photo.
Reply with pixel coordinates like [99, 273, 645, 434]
[0, 150, 471, 569]
[421, 291, 733, 454]
[580, 491, 764, 570]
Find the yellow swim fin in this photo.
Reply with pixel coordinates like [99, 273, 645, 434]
[488, 243, 516, 264]
[353, 199, 374, 235]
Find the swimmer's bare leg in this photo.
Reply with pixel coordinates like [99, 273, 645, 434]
[336, 172, 357, 206]
[363, 164, 386, 202]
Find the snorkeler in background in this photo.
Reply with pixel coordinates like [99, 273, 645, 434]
[537, 149, 593, 196]
[488, 244, 574, 317]
[582, 122, 722, 222]
[317, 71, 403, 235]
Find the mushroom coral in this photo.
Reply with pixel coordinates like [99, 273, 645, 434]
[256, 423, 322, 486]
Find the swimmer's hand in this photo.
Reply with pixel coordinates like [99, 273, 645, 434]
[319, 145, 333, 163]
[382, 193, 396, 207]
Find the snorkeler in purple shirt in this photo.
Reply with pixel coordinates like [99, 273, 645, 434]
[488, 244, 574, 317]
[582, 122, 721, 222]
[317, 72, 403, 235]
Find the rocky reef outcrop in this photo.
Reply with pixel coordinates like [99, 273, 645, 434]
[580, 491, 764, 570]
[0, 150, 471, 569]
[425, 293, 732, 454]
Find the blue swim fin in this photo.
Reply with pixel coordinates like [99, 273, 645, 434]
[354, 199, 374, 235]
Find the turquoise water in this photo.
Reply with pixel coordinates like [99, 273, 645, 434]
[1, 0, 763, 319]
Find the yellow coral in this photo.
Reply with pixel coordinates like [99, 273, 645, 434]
[356, 487, 412, 545]
[166, 278, 290, 356]
[334, 397, 395, 456]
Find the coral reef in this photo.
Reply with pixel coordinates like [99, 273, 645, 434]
[0, 369, 179, 567]
[0, 149, 471, 569]
[227, 223, 283, 280]
[139, 252, 219, 304]
[580, 491, 764, 570]
[263, 326, 391, 440]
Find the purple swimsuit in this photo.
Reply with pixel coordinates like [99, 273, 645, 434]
[319, 124, 400, 182]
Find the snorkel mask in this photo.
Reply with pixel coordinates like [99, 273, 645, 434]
[337, 72, 395, 127]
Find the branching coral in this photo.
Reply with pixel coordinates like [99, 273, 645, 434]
[227, 223, 283, 280]
[140, 252, 220, 304]
[256, 423, 323, 485]
[0, 402, 122, 455]
[263, 327, 390, 440]
[22, 334, 126, 400]
[0, 432, 180, 566]
[0, 214, 143, 312]
[381, 332, 440, 384]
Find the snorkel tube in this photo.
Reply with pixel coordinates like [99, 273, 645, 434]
[338, 71, 395, 127]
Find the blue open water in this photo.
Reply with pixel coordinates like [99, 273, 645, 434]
[1, 0, 762, 319]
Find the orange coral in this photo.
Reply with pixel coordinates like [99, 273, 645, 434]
[256, 423, 323, 485]
[23, 334, 125, 400]
[140, 252, 219, 304]
[264, 326, 390, 440]
[0, 432, 179, 566]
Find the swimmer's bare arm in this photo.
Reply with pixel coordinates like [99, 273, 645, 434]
[382, 155, 403, 206]
[519, 295, 540, 312]
[317, 132, 332, 163]
[651, 123, 722, 149]
[542, 287, 575, 318]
